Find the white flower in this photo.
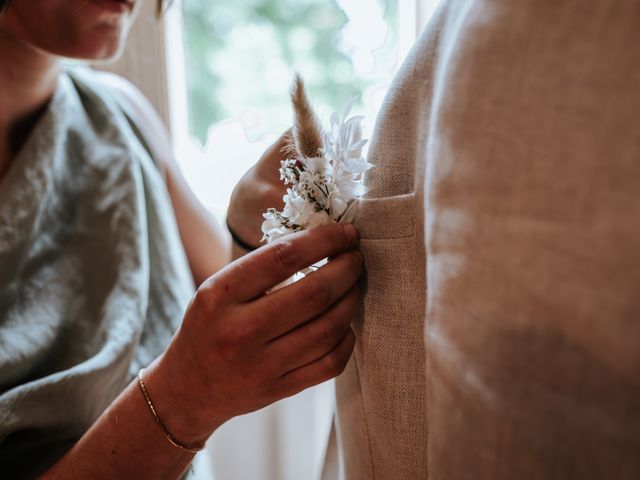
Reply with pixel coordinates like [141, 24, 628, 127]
[301, 155, 331, 174]
[279, 158, 300, 185]
[282, 189, 317, 225]
[261, 97, 373, 244]
[307, 210, 331, 228]
[261, 210, 293, 242]
[333, 168, 357, 196]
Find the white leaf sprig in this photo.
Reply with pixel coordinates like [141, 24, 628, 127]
[261, 75, 373, 244]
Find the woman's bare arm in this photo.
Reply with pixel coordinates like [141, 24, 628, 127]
[42, 358, 203, 480]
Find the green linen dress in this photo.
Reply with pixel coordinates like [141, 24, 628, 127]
[0, 67, 195, 477]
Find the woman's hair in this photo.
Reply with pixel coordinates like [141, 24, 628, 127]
[0, 1, 170, 16]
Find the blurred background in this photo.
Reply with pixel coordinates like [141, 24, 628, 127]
[171, 0, 409, 221]
[101, 0, 439, 478]
[182, 0, 399, 145]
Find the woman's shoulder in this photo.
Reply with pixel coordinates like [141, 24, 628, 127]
[75, 68, 173, 173]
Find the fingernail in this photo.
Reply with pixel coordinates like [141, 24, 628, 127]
[343, 223, 358, 244]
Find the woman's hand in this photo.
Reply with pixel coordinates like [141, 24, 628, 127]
[227, 133, 291, 249]
[147, 222, 362, 446]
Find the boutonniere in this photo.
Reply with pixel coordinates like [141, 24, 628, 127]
[261, 75, 373, 244]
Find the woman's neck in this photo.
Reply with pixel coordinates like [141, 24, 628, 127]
[0, 30, 61, 179]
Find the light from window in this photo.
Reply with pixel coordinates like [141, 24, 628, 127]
[168, 0, 402, 218]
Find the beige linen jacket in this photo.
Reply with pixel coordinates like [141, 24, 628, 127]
[330, 1, 640, 479]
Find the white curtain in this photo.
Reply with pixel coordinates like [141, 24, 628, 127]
[195, 381, 335, 480]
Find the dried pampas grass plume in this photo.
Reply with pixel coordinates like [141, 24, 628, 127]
[290, 74, 324, 159]
[280, 129, 298, 160]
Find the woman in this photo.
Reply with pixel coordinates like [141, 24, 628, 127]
[0, 0, 362, 477]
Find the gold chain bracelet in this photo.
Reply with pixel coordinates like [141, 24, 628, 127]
[137, 368, 205, 454]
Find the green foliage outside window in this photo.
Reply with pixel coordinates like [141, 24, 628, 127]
[182, 0, 398, 145]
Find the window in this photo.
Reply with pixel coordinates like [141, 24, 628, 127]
[166, 0, 411, 222]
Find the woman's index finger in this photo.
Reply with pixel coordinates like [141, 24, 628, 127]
[218, 223, 359, 302]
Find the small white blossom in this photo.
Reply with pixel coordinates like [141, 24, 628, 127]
[282, 189, 316, 225]
[301, 155, 331, 174]
[261, 210, 296, 242]
[307, 210, 332, 228]
[280, 158, 301, 185]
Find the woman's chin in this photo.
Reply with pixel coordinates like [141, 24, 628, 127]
[54, 2, 136, 61]
[48, 42, 121, 63]
[78, 39, 126, 62]
[49, 27, 129, 62]
[0, 0, 141, 63]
